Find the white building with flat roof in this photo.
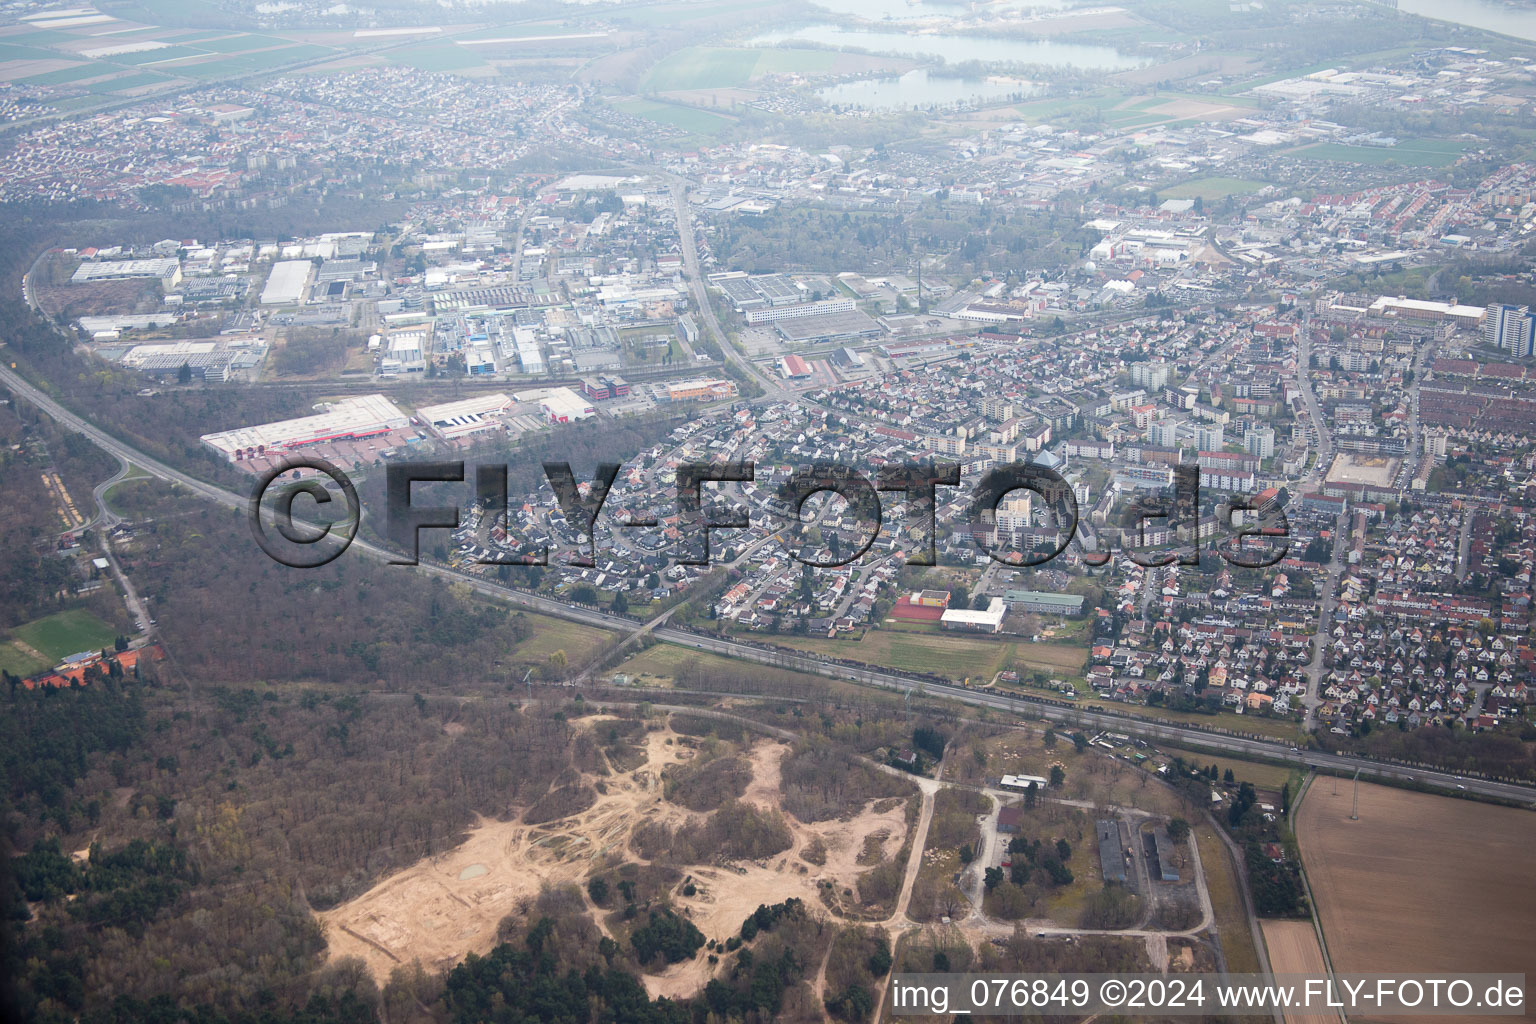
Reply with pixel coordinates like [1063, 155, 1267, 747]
[200, 394, 407, 462]
[260, 259, 313, 305]
[537, 387, 595, 423]
[416, 393, 516, 440]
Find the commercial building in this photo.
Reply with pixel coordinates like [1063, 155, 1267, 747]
[537, 387, 596, 423]
[416, 393, 516, 441]
[780, 354, 813, 378]
[1366, 295, 1485, 329]
[259, 259, 313, 305]
[71, 257, 181, 287]
[744, 298, 855, 324]
[664, 378, 738, 402]
[383, 330, 427, 374]
[579, 375, 631, 401]
[201, 394, 408, 461]
[773, 309, 884, 345]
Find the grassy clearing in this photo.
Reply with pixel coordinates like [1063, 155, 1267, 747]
[614, 0, 770, 28]
[1289, 139, 1465, 167]
[1154, 744, 1300, 792]
[1196, 827, 1261, 973]
[513, 614, 614, 666]
[8, 609, 119, 665]
[611, 642, 745, 683]
[1160, 176, 1268, 199]
[611, 98, 733, 134]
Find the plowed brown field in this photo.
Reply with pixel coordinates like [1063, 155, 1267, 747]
[1295, 781, 1536, 1024]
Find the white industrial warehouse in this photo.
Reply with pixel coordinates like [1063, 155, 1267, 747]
[260, 259, 313, 305]
[200, 394, 408, 461]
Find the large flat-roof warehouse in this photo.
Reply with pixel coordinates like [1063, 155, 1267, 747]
[260, 259, 313, 305]
[201, 394, 408, 462]
[416, 393, 531, 441]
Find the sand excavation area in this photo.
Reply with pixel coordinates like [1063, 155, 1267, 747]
[319, 717, 913, 994]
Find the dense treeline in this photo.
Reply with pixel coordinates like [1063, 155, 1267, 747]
[1, 684, 145, 828]
[125, 506, 553, 687]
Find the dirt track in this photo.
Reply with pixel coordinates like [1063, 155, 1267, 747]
[1296, 781, 1536, 1024]
[318, 721, 913, 995]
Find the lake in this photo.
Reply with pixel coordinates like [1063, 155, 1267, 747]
[811, 0, 1075, 21]
[1396, 0, 1536, 43]
[749, 24, 1147, 70]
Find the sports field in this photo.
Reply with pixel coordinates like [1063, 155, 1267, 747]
[1296, 781, 1536, 1024]
[0, 609, 120, 676]
[1290, 139, 1465, 168]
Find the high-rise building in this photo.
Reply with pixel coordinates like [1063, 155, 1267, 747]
[1244, 426, 1275, 459]
[1131, 360, 1171, 388]
[1195, 423, 1225, 451]
[1147, 417, 1181, 449]
[1483, 303, 1535, 357]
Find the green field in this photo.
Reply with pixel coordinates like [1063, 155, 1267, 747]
[1290, 139, 1466, 168]
[21, 63, 110, 86]
[197, 34, 289, 54]
[761, 628, 1086, 682]
[461, 22, 577, 40]
[1155, 744, 1301, 791]
[1, 609, 120, 676]
[642, 46, 838, 91]
[181, 44, 336, 77]
[115, 44, 210, 66]
[612, 98, 733, 134]
[387, 41, 487, 73]
[0, 42, 66, 62]
[1160, 176, 1269, 199]
[87, 71, 170, 93]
